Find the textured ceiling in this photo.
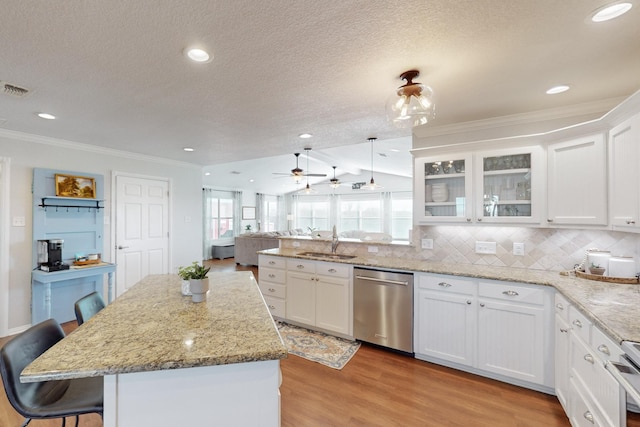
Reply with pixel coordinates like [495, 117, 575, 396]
[0, 1, 639, 193]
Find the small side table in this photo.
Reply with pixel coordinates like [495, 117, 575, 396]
[211, 244, 235, 260]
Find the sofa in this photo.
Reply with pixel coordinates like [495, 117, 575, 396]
[234, 233, 281, 266]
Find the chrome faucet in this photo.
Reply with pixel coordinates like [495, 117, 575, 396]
[331, 225, 339, 254]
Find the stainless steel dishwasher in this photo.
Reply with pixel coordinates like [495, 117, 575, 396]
[353, 267, 413, 353]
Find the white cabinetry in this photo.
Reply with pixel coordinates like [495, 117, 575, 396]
[547, 134, 608, 225]
[286, 259, 351, 336]
[610, 113, 640, 231]
[415, 274, 476, 366]
[414, 273, 553, 390]
[477, 280, 548, 384]
[555, 294, 627, 427]
[414, 155, 472, 223]
[258, 255, 287, 318]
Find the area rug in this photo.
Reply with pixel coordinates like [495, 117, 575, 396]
[276, 321, 360, 370]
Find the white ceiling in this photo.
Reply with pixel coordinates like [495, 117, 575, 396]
[1, 1, 639, 194]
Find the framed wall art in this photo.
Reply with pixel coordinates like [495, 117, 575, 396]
[242, 206, 256, 220]
[54, 174, 96, 198]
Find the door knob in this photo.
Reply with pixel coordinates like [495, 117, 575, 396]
[117, 245, 129, 250]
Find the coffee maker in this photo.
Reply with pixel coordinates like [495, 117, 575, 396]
[37, 239, 69, 272]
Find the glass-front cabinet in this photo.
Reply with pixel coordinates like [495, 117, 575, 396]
[414, 155, 473, 223]
[474, 146, 542, 224]
[414, 146, 542, 224]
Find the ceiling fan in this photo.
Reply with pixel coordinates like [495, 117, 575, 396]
[273, 148, 327, 182]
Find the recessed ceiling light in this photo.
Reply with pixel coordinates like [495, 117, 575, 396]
[37, 112, 56, 120]
[183, 147, 194, 152]
[591, 2, 633, 22]
[546, 85, 570, 95]
[298, 133, 313, 139]
[204, 172, 211, 176]
[249, 179, 254, 183]
[389, 148, 400, 152]
[184, 47, 212, 63]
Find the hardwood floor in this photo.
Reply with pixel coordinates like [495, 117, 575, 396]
[1, 258, 638, 426]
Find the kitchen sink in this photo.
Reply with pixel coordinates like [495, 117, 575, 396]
[297, 252, 357, 260]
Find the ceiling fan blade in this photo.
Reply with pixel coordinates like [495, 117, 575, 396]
[304, 173, 327, 177]
[272, 172, 291, 175]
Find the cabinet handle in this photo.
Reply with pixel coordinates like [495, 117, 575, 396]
[560, 328, 569, 333]
[597, 344, 610, 355]
[328, 269, 337, 273]
[268, 274, 276, 278]
[480, 303, 485, 307]
[297, 265, 305, 269]
[268, 288, 276, 292]
[584, 354, 595, 364]
[466, 218, 471, 222]
[555, 303, 564, 310]
[268, 305, 276, 310]
[502, 290, 519, 296]
[467, 300, 472, 305]
[477, 218, 482, 222]
[438, 282, 451, 288]
[547, 219, 553, 223]
[269, 261, 276, 265]
[627, 220, 636, 225]
[583, 411, 594, 424]
[573, 319, 582, 328]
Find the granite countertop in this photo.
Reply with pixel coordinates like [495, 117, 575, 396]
[260, 248, 640, 344]
[21, 272, 287, 383]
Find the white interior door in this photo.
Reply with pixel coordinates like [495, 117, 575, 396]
[115, 175, 169, 297]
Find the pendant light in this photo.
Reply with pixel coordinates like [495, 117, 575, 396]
[386, 69, 435, 128]
[367, 137, 383, 190]
[298, 149, 316, 194]
[329, 166, 341, 189]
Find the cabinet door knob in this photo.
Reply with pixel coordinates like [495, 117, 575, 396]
[466, 218, 471, 222]
[480, 303, 485, 307]
[597, 344, 610, 355]
[477, 218, 482, 222]
[328, 269, 337, 273]
[502, 290, 519, 296]
[269, 261, 276, 265]
[559, 328, 569, 333]
[583, 354, 595, 364]
[547, 219, 553, 223]
[467, 300, 472, 305]
[268, 305, 276, 310]
[583, 411, 594, 424]
[297, 265, 305, 269]
[555, 303, 564, 310]
[627, 220, 636, 225]
[438, 282, 451, 288]
[268, 274, 276, 278]
[572, 319, 582, 328]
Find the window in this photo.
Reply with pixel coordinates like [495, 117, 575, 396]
[339, 196, 382, 232]
[391, 192, 413, 240]
[295, 197, 329, 231]
[261, 195, 279, 232]
[203, 189, 238, 242]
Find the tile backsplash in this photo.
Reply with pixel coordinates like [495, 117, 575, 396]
[280, 227, 640, 273]
[415, 226, 640, 272]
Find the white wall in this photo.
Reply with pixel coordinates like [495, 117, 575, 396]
[0, 130, 203, 333]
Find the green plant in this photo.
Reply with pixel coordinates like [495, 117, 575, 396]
[590, 262, 602, 269]
[177, 262, 210, 280]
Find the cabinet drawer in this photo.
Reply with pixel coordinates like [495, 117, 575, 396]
[259, 255, 286, 270]
[555, 292, 570, 322]
[418, 274, 476, 294]
[591, 326, 624, 361]
[569, 306, 593, 344]
[260, 267, 286, 284]
[263, 295, 285, 318]
[259, 282, 286, 299]
[478, 281, 545, 305]
[316, 261, 350, 278]
[569, 377, 604, 427]
[287, 259, 316, 273]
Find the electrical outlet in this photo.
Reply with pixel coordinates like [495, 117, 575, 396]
[421, 238, 434, 249]
[368, 246, 378, 253]
[475, 241, 497, 254]
[513, 242, 525, 256]
[12, 216, 25, 227]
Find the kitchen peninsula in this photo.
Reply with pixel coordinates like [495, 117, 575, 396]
[22, 272, 287, 427]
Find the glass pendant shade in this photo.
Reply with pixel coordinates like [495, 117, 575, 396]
[386, 70, 435, 128]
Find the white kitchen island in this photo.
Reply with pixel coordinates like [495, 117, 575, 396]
[22, 272, 288, 427]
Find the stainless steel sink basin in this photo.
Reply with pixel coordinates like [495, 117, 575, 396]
[297, 252, 357, 260]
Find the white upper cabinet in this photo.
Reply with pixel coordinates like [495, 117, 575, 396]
[547, 134, 608, 226]
[609, 113, 640, 231]
[414, 154, 473, 223]
[474, 146, 543, 224]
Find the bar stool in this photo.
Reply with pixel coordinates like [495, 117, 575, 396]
[0, 318, 103, 427]
[74, 291, 105, 325]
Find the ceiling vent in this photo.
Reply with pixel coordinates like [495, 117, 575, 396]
[1, 81, 30, 98]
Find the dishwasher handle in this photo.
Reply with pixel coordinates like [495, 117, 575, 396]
[604, 359, 640, 407]
[355, 275, 409, 286]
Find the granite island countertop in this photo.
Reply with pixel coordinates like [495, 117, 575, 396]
[22, 271, 287, 383]
[260, 248, 640, 344]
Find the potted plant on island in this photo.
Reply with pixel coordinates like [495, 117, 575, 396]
[589, 262, 606, 276]
[178, 261, 211, 302]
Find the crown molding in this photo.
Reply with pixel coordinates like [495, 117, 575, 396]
[0, 128, 200, 169]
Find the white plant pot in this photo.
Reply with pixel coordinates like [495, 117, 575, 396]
[181, 280, 191, 296]
[189, 278, 209, 303]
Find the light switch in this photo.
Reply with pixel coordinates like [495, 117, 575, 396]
[513, 242, 525, 256]
[421, 238, 434, 249]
